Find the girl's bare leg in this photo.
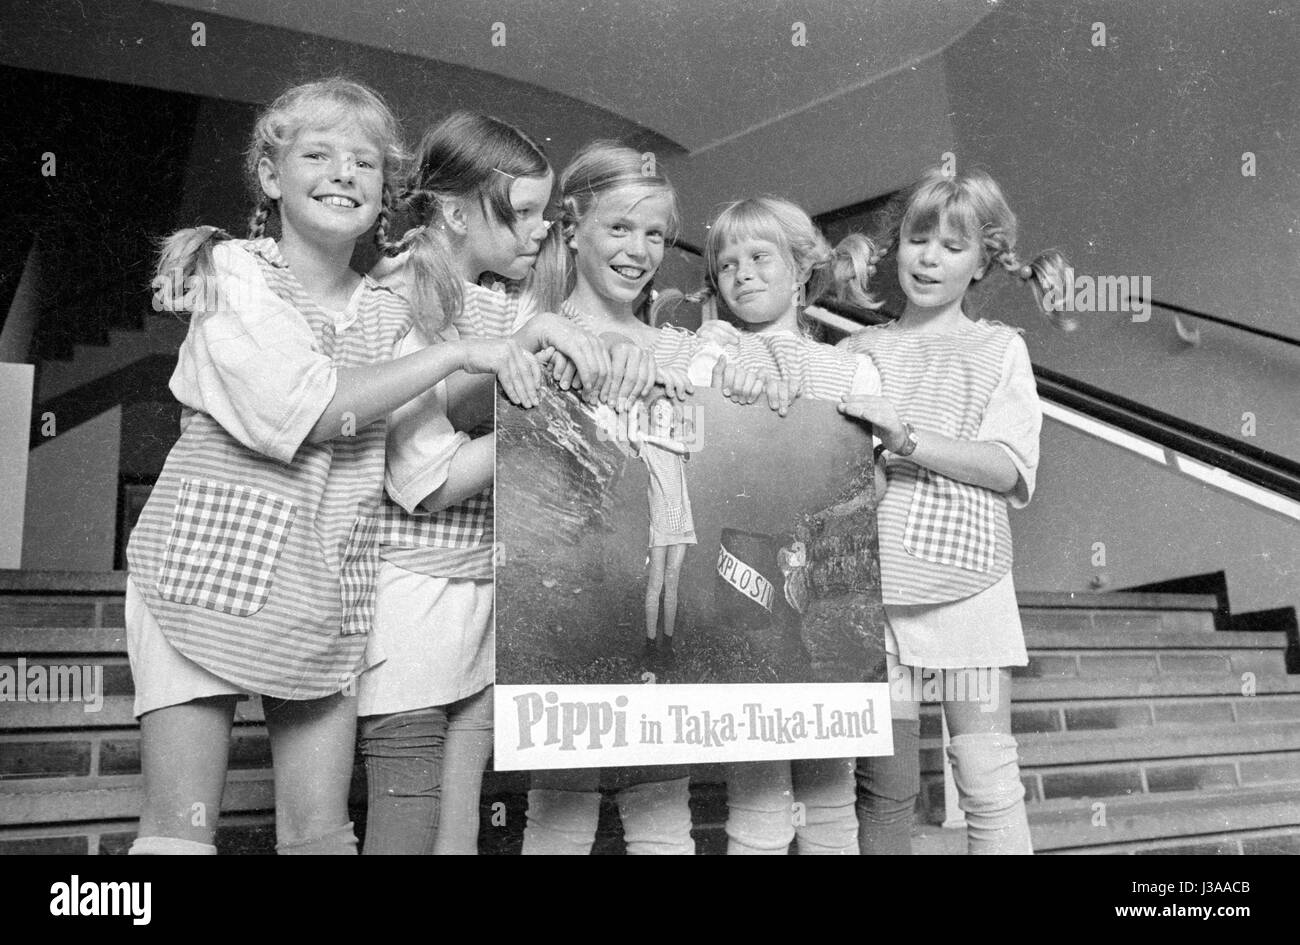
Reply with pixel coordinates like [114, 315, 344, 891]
[661, 543, 688, 639]
[264, 691, 360, 853]
[136, 696, 239, 847]
[645, 546, 668, 641]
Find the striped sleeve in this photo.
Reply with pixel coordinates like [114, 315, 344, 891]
[977, 334, 1042, 508]
[169, 242, 335, 464]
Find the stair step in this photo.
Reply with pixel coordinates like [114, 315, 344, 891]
[920, 720, 1300, 769]
[0, 770, 274, 825]
[1018, 591, 1218, 611]
[5, 695, 266, 729]
[1015, 649, 1287, 679]
[915, 784, 1300, 853]
[0, 627, 128, 652]
[1012, 674, 1300, 700]
[1024, 628, 1283, 650]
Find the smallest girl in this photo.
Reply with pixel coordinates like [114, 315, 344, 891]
[699, 195, 884, 854]
[627, 396, 695, 664]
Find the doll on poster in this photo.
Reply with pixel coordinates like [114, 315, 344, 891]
[626, 396, 696, 665]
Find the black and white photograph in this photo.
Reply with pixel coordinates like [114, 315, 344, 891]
[0, 0, 1296, 883]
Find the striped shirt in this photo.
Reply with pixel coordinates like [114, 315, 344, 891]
[379, 280, 535, 580]
[127, 238, 413, 698]
[691, 329, 881, 400]
[840, 319, 1042, 605]
[560, 300, 698, 376]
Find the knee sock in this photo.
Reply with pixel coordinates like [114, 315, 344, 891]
[947, 732, 1033, 855]
[855, 717, 920, 855]
[276, 822, 359, 855]
[358, 709, 446, 855]
[725, 762, 796, 855]
[617, 777, 695, 855]
[793, 759, 859, 855]
[128, 835, 217, 855]
[521, 789, 601, 855]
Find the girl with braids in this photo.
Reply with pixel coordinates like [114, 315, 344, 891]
[126, 79, 569, 855]
[697, 196, 884, 855]
[522, 141, 778, 856]
[838, 166, 1069, 855]
[358, 111, 608, 855]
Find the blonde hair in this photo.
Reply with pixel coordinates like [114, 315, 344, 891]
[882, 167, 1072, 327]
[703, 196, 883, 336]
[555, 141, 680, 308]
[154, 77, 408, 314]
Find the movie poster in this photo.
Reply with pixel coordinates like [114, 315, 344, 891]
[494, 383, 894, 769]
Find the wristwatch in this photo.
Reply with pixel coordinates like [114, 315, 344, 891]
[893, 422, 919, 457]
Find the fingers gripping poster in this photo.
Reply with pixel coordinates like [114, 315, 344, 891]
[494, 383, 893, 769]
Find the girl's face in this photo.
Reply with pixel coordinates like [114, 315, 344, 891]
[715, 235, 802, 332]
[649, 399, 674, 435]
[464, 171, 555, 282]
[259, 123, 385, 249]
[570, 186, 672, 306]
[896, 213, 987, 312]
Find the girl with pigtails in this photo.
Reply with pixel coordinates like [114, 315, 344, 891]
[126, 79, 577, 855]
[358, 111, 610, 855]
[692, 195, 885, 854]
[838, 166, 1070, 855]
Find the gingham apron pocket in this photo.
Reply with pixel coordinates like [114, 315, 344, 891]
[157, 478, 296, 616]
[339, 511, 379, 636]
[902, 468, 996, 573]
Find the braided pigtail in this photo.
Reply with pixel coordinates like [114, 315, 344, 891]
[823, 232, 887, 311]
[246, 195, 272, 241]
[988, 239, 1075, 331]
[152, 225, 235, 317]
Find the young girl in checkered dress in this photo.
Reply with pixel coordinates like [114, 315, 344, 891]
[125, 81, 562, 856]
[838, 167, 1069, 854]
[696, 196, 883, 855]
[357, 112, 607, 854]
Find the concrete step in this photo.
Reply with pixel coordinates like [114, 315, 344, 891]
[920, 720, 1300, 770]
[915, 784, 1300, 853]
[1024, 628, 1283, 650]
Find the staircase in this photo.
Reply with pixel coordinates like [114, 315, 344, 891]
[3, 572, 1297, 854]
[913, 591, 1300, 855]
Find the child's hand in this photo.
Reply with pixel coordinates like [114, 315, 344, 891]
[839, 394, 905, 450]
[462, 338, 544, 409]
[541, 348, 580, 391]
[514, 313, 610, 395]
[657, 364, 694, 401]
[710, 354, 766, 405]
[601, 339, 657, 412]
[763, 375, 796, 417]
[696, 319, 741, 347]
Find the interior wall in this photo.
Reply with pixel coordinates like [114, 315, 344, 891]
[22, 407, 121, 572]
[938, 0, 1299, 612]
[939, 0, 1299, 461]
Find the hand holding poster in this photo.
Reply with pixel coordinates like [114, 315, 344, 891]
[495, 383, 893, 769]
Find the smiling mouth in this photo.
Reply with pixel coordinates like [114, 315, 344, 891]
[611, 265, 646, 281]
[315, 195, 360, 209]
[734, 288, 763, 302]
[911, 273, 939, 285]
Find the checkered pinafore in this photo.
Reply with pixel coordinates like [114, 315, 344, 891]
[842, 320, 1022, 605]
[379, 281, 528, 579]
[127, 239, 412, 698]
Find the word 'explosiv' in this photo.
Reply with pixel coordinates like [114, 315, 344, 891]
[514, 691, 630, 750]
[1049, 267, 1152, 322]
[0, 659, 104, 713]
